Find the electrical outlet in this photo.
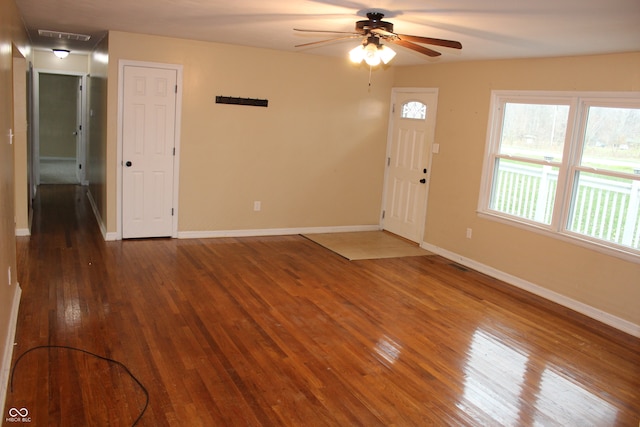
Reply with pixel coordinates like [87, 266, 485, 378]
[253, 201, 261, 211]
[466, 228, 472, 239]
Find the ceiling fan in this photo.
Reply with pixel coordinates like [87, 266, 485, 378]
[294, 12, 462, 64]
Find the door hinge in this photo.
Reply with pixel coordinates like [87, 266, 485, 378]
[171, 208, 174, 216]
[175, 85, 178, 94]
[173, 147, 176, 156]
[382, 210, 386, 219]
[392, 104, 395, 113]
[387, 157, 391, 166]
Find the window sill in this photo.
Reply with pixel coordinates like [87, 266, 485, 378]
[477, 210, 640, 265]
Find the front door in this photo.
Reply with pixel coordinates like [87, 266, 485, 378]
[122, 65, 177, 238]
[382, 89, 438, 243]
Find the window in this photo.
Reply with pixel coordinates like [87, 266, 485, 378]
[480, 91, 640, 259]
[401, 101, 427, 120]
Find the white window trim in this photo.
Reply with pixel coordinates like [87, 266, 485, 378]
[479, 90, 640, 264]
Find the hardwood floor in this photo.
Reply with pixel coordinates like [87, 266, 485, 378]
[6, 184, 640, 426]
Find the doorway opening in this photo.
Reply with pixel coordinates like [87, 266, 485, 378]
[33, 71, 87, 189]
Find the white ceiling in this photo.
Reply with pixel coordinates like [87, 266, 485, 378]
[14, 0, 640, 66]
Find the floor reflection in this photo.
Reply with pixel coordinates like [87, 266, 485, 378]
[461, 329, 528, 425]
[460, 328, 619, 425]
[374, 335, 402, 366]
[533, 368, 617, 426]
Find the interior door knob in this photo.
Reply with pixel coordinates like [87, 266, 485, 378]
[125, 161, 132, 167]
[420, 178, 426, 184]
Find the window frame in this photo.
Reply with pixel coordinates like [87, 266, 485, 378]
[479, 90, 640, 263]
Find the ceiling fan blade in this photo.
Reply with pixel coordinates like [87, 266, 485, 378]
[396, 34, 462, 50]
[295, 35, 362, 48]
[294, 28, 362, 35]
[369, 28, 397, 38]
[387, 39, 441, 57]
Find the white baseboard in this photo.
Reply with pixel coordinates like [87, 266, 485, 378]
[178, 224, 380, 239]
[86, 189, 118, 241]
[421, 242, 640, 338]
[1, 284, 22, 418]
[104, 231, 119, 241]
[15, 228, 30, 237]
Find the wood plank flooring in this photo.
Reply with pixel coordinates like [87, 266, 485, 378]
[6, 184, 640, 426]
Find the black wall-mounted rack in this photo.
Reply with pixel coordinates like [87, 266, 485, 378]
[215, 96, 268, 107]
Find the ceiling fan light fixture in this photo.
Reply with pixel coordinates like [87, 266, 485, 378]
[363, 43, 382, 66]
[349, 45, 366, 63]
[378, 45, 396, 64]
[53, 49, 70, 59]
[350, 40, 395, 66]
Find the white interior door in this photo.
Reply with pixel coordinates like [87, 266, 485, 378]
[382, 89, 438, 243]
[122, 65, 177, 238]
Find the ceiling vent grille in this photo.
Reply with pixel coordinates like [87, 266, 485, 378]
[38, 29, 91, 42]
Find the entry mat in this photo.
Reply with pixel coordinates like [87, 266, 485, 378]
[302, 231, 434, 260]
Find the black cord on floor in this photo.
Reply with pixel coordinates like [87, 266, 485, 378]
[10, 345, 149, 426]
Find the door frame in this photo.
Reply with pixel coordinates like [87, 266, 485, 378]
[32, 69, 88, 188]
[380, 87, 439, 243]
[13, 50, 30, 236]
[116, 59, 183, 240]
[75, 77, 86, 185]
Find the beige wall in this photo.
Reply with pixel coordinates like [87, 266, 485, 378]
[394, 52, 640, 328]
[87, 37, 109, 229]
[13, 56, 28, 233]
[33, 49, 88, 73]
[0, 0, 29, 411]
[104, 31, 394, 235]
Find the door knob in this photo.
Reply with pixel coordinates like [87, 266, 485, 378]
[420, 178, 426, 184]
[125, 161, 132, 167]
